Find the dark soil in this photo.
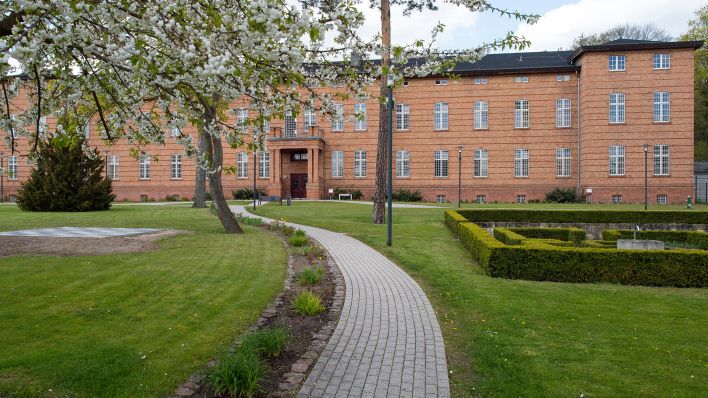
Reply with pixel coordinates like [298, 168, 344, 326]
[0, 230, 187, 257]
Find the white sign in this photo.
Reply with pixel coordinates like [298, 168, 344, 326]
[586, 188, 593, 194]
[328, 188, 334, 194]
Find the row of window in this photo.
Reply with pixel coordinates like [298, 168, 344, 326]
[608, 54, 671, 71]
[434, 193, 672, 205]
[109, 154, 184, 180]
[236, 152, 271, 179]
[609, 144, 670, 176]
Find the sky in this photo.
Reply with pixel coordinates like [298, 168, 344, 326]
[356, 0, 704, 52]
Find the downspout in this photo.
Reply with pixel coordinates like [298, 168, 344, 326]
[576, 70, 582, 196]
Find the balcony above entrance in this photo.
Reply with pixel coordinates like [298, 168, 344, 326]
[267, 127, 324, 151]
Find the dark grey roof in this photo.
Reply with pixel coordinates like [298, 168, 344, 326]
[450, 51, 576, 75]
[603, 39, 662, 45]
[570, 39, 704, 61]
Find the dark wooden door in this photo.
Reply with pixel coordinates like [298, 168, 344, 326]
[290, 174, 307, 199]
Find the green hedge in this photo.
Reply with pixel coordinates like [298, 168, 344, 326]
[455, 220, 707, 287]
[493, 228, 525, 245]
[445, 210, 470, 236]
[456, 209, 708, 224]
[602, 229, 708, 250]
[509, 227, 586, 244]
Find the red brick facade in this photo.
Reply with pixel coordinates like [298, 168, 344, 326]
[0, 41, 700, 204]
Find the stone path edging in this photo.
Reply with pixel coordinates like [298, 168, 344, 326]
[232, 205, 451, 398]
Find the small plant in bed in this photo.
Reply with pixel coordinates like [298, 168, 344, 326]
[289, 229, 309, 247]
[293, 291, 325, 316]
[235, 213, 263, 226]
[210, 350, 266, 398]
[297, 267, 324, 285]
[241, 327, 291, 358]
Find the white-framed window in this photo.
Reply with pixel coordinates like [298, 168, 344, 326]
[476, 195, 486, 204]
[474, 101, 488, 129]
[139, 154, 151, 180]
[514, 76, 529, 83]
[403, 81, 409, 86]
[236, 108, 248, 130]
[609, 55, 625, 71]
[656, 194, 668, 204]
[474, 78, 488, 85]
[396, 150, 410, 178]
[284, 108, 297, 138]
[474, 149, 488, 177]
[171, 126, 180, 138]
[435, 79, 448, 85]
[436, 195, 447, 203]
[609, 93, 625, 124]
[171, 154, 182, 180]
[354, 103, 367, 131]
[653, 92, 670, 123]
[609, 145, 625, 176]
[108, 155, 119, 180]
[612, 194, 623, 204]
[396, 103, 410, 131]
[434, 102, 448, 130]
[258, 151, 270, 178]
[39, 116, 47, 133]
[514, 100, 529, 128]
[332, 150, 344, 177]
[304, 107, 316, 132]
[516, 194, 527, 204]
[434, 150, 448, 177]
[556, 98, 571, 128]
[9, 114, 18, 138]
[514, 148, 529, 177]
[653, 144, 670, 176]
[237, 152, 248, 178]
[7, 156, 18, 180]
[332, 104, 344, 132]
[556, 148, 572, 177]
[653, 53, 670, 69]
[83, 120, 91, 139]
[354, 150, 367, 177]
[556, 75, 570, 81]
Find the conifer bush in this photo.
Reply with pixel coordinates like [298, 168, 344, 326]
[16, 131, 115, 211]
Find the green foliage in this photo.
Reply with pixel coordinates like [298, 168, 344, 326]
[288, 229, 308, 246]
[241, 327, 290, 358]
[17, 132, 115, 211]
[297, 267, 324, 285]
[544, 187, 582, 203]
[333, 187, 363, 200]
[292, 290, 325, 316]
[602, 229, 708, 250]
[235, 213, 264, 226]
[392, 189, 423, 202]
[509, 227, 586, 245]
[680, 5, 708, 159]
[303, 244, 326, 259]
[210, 351, 266, 398]
[493, 228, 525, 245]
[444, 210, 470, 236]
[233, 188, 266, 200]
[455, 209, 708, 224]
[457, 222, 707, 288]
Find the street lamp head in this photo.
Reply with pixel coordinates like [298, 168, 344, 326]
[386, 74, 395, 87]
[643, 144, 649, 152]
[458, 145, 462, 153]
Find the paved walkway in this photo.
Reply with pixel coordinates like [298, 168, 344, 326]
[312, 200, 445, 209]
[231, 205, 450, 397]
[0, 227, 162, 238]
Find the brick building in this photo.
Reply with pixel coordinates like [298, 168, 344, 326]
[0, 39, 703, 204]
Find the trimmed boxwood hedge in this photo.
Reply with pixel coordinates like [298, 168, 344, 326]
[445, 210, 469, 236]
[456, 209, 708, 224]
[602, 229, 708, 250]
[453, 216, 707, 287]
[509, 227, 586, 245]
[493, 228, 525, 245]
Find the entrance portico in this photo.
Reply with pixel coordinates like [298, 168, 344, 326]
[267, 128, 325, 200]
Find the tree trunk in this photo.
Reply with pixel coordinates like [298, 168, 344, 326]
[203, 105, 243, 234]
[192, 131, 207, 208]
[372, 0, 391, 224]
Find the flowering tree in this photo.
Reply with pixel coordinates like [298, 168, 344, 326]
[0, 0, 373, 233]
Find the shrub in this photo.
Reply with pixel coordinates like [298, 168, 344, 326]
[17, 131, 115, 211]
[509, 227, 586, 245]
[241, 327, 290, 358]
[444, 210, 470, 236]
[297, 267, 324, 285]
[303, 245, 326, 259]
[292, 291, 325, 316]
[233, 188, 267, 200]
[455, 209, 708, 225]
[210, 350, 266, 398]
[392, 189, 423, 202]
[289, 229, 308, 247]
[455, 221, 707, 287]
[544, 187, 582, 203]
[493, 228, 525, 245]
[235, 213, 264, 226]
[333, 188, 363, 200]
[602, 229, 708, 250]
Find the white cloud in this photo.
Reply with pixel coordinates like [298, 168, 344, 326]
[517, 0, 704, 51]
[357, 3, 480, 48]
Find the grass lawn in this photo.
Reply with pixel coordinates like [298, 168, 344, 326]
[0, 206, 287, 398]
[254, 201, 708, 398]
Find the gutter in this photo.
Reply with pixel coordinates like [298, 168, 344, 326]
[576, 70, 582, 196]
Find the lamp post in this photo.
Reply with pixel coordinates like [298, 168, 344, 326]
[643, 144, 649, 210]
[0, 152, 4, 203]
[386, 74, 394, 247]
[458, 145, 462, 208]
[253, 132, 258, 212]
